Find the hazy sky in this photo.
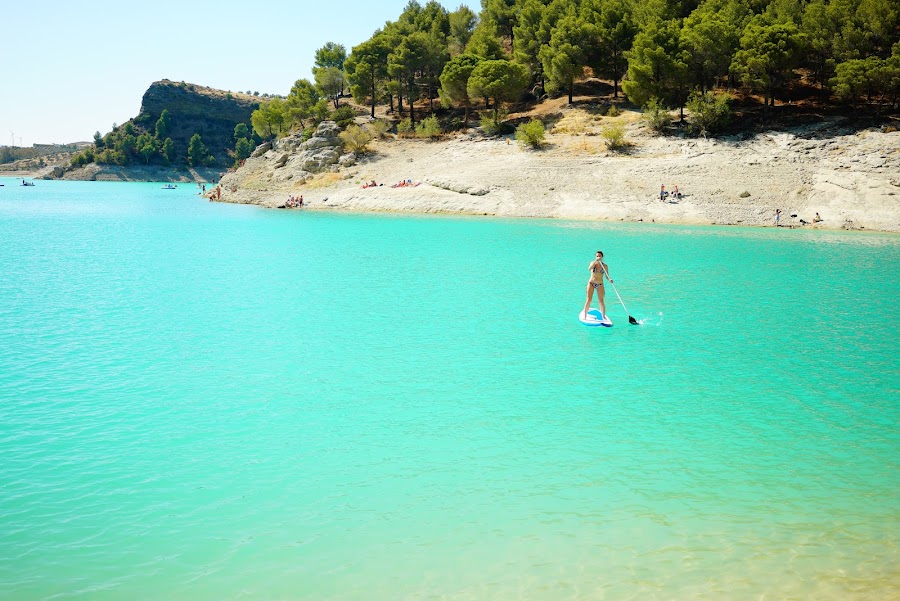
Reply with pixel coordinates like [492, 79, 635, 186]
[2, 0, 430, 147]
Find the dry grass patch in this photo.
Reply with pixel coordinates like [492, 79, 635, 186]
[552, 109, 602, 135]
[563, 138, 600, 155]
[305, 172, 344, 189]
[241, 176, 271, 191]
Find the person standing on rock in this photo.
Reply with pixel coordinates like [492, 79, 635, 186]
[583, 250, 613, 320]
[775, 208, 782, 226]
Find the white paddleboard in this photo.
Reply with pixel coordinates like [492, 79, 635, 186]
[579, 308, 613, 327]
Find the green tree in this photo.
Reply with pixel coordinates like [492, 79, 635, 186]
[540, 13, 591, 104]
[315, 66, 346, 109]
[285, 79, 321, 127]
[93, 131, 103, 148]
[251, 98, 289, 139]
[731, 18, 807, 111]
[514, 0, 566, 96]
[590, 0, 639, 98]
[856, 0, 899, 58]
[234, 123, 249, 140]
[801, 0, 843, 88]
[187, 133, 211, 167]
[115, 133, 138, 160]
[414, 1, 451, 37]
[139, 136, 160, 164]
[467, 59, 529, 123]
[389, 31, 446, 124]
[466, 19, 507, 60]
[440, 54, 482, 125]
[623, 19, 690, 114]
[481, 0, 518, 45]
[234, 137, 253, 162]
[831, 56, 885, 105]
[347, 36, 391, 118]
[448, 5, 478, 54]
[315, 42, 347, 70]
[681, 0, 749, 93]
[161, 138, 175, 164]
[155, 109, 171, 139]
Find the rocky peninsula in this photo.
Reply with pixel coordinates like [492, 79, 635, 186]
[211, 108, 900, 233]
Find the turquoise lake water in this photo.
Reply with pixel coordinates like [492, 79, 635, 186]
[1, 177, 898, 600]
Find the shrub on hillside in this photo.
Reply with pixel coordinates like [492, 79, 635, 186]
[606, 104, 620, 117]
[332, 106, 357, 129]
[602, 123, 628, 151]
[397, 118, 414, 137]
[686, 91, 732, 137]
[339, 125, 374, 154]
[416, 116, 442, 139]
[515, 119, 545, 148]
[366, 120, 390, 138]
[643, 97, 671, 133]
[479, 110, 509, 136]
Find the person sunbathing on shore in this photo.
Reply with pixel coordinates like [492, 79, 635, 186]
[814, 212, 823, 222]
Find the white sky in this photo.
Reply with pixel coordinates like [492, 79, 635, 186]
[1, 0, 430, 146]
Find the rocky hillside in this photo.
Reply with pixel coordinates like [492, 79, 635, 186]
[52, 80, 262, 181]
[214, 121, 357, 202]
[133, 80, 260, 165]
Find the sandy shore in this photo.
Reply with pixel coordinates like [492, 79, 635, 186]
[216, 111, 898, 232]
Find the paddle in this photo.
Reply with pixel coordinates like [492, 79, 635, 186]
[601, 264, 639, 325]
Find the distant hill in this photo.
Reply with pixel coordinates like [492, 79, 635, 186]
[134, 80, 261, 165]
[67, 80, 262, 172]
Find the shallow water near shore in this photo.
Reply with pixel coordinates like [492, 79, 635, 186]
[1, 178, 898, 600]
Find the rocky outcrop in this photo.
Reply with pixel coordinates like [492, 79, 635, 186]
[217, 121, 351, 192]
[136, 80, 261, 166]
[426, 178, 489, 196]
[273, 121, 348, 174]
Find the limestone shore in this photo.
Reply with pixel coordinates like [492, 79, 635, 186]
[216, 111, 899, 232]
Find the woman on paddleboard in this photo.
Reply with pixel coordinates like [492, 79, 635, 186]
[583, 250, 613, 319]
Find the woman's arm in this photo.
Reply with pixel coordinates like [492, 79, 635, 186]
[603, 263, 613, 283]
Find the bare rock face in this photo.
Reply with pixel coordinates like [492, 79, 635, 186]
[251, 141, 272, 158]
[284, 121, 348, 173]
[215, 121, 352, 202]
[426, 178, 489, 196]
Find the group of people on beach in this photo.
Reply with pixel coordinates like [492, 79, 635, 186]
[391, 179, 419, 188]
[776, 208, 823, 227]
[286, 195, 303, 208]
[362, 181, 382, 188]
[659, 184, 682, 202]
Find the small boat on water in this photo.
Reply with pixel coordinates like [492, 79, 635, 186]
[162, 184, 177, 189]
[21, 180, 35, 186]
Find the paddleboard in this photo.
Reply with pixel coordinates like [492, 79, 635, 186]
[579, 308, 613, 327]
